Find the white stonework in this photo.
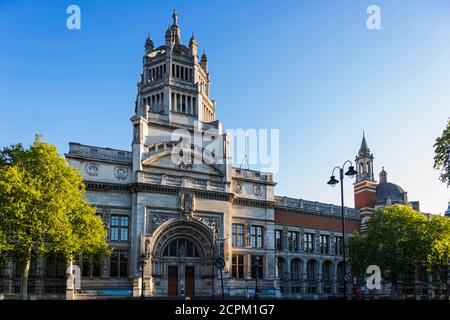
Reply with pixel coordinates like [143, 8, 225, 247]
[59, 12, 364, 299]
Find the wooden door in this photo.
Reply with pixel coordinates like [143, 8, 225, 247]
[185, 266, 195, 296]
[168, 265, 178, 296]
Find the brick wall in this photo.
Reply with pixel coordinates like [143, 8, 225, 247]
[275, 210, 360, 233]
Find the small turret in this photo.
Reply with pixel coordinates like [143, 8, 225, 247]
[379, 167, 387, 183]
[200, 51, 208, 72]
[189, 33, 198, 59]
[445, 202, 450, 217]
[144, 34, 154, 54]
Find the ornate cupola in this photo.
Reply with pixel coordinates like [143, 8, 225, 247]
[133, 9, 217, 132]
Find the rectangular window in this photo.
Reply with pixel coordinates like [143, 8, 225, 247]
[303, 233, 314, 253]
[335, 236, 343, 256]
[82, 254, 101, 277]
[250, 226, 263, 248]
[251, 256, 263, 279]
[275, 230, 283, 251]
[231, 255, 245, 279]
[193, 97, 197, 115]
[320, 235, 330, 255]
[111, 215, 129, 242]
[232, 224, 244, 247]
[110, 250, 128, 278]
[182, 95, 186, 113]
[288, 231, 298, 252]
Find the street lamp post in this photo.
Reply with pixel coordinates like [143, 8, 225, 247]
[211, 228, 219, 300]
[140, 238, 151, 299]
[327, 160, 357, 300]
[254, 256, 261, 300]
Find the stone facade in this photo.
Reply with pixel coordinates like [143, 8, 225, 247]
[64, 12, 358, 299]
[1, 11, 444, 300]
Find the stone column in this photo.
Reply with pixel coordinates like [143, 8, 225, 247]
[332, 261, 338, 295]
[246, 253, 251, 279]
[318, 260, 323, 295]
[286, 257, 292, 296]
[301, 261, 307, 295]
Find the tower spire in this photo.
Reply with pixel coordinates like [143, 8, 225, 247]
[355, 131, 374, 182]
[359, 131, 370, 154]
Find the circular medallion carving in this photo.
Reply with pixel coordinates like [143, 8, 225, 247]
[253, 184, 263, 196]
[85, 162, 100, 176]
[233, 182, 243, 194]
[114, 166, 129, 180]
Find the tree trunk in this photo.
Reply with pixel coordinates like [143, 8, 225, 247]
[390, 276, 398, 299]
[20, 247, 32, 300]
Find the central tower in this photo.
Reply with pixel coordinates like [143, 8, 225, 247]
[134, 10, 215, 125]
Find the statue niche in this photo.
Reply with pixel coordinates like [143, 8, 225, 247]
[179, 191, 195, 219]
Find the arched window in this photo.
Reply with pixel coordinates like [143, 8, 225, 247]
[162, 239, 199, 257]
[322, 261, 332, 282]
[291, 259, 302, 281]
[307, 260, 317, 281]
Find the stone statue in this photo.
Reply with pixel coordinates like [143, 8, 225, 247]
[244, 222, 250, 247]
[179, 191, 195, 218]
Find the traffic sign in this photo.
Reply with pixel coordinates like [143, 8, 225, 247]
[215, 257, 225, 269]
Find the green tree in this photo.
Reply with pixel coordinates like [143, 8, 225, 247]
[347, 205, 429, 298]
[0, 136, 110, 300]
[423, 215, 450, 298]
[433, 119, 450, 186]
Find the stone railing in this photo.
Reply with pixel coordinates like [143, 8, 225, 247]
[274, 196, 359, 217]
[232, 168, 273, 182]
[68, 143, 132, 163]
[141, 172, 227, 192]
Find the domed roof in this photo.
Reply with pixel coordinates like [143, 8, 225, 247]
[376, 182, 407, 205]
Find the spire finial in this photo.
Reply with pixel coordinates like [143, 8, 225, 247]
[172, 9, 179, 26]
[359, 131, 370, 154]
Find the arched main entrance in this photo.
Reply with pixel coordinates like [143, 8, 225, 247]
[148, 218, 215, 297]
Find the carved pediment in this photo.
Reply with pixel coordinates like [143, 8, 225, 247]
[141, 145, 224, 176]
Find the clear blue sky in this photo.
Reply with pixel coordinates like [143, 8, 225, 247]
[0, 0, 449, 214]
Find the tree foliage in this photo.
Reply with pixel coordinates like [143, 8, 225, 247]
[433, 119, 450, 186]
[0, 137, 110, 299]
[347, 205, 450, 298]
